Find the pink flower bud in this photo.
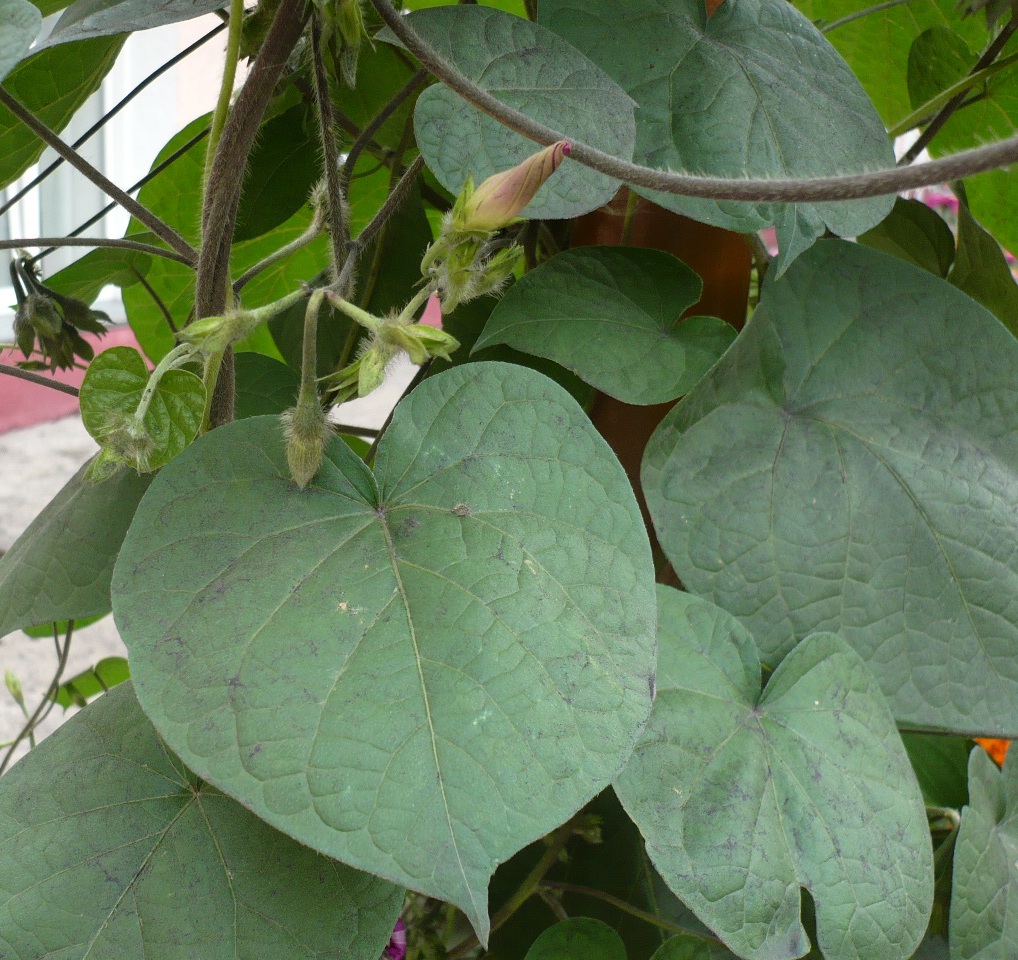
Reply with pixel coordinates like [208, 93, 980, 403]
[459, 141, 570, 231]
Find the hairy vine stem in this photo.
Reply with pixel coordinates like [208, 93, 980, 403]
[196, 0, 309, 427]
[0, 89, 198, 263]
[368, 0, 1018, 201]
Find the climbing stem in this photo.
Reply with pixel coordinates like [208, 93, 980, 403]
[202, 0, 245, 199]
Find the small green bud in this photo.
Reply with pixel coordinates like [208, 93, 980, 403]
[383, 323, 460, 365]
[358, 344, 389, 396]
[24, 293, 62, 339]
[281, 400, 331, 488]
[5, 669, 24, 708]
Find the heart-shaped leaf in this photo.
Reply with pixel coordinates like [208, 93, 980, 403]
[616, 587, 933, 960]
[857, 197, 956, 279]
[643, 239, 1018, 735]
[949, 746, 1018, 959]
[0, 682, 404, 959]
[79, 345, 205, 472]
[540, 0, 894, 274]
[112, 362, 656, 940]
[383, 6, 636, 220]
[475, 248, 736, 404]
[0, 461, 150, 640]
[523, 918, 626, 960]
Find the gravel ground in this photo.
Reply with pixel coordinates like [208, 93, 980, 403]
[0, 357, 415, 768]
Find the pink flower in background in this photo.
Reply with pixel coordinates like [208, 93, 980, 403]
[420, 292, 443, 329]
[383, 919, 407, 960]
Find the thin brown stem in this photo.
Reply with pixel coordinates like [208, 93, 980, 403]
[341, 68, 429, 188]
[311, 13, 350, 279]
[0, 236, 192, 265]
[369, 0, 1018, 202]
[0, 363, 80, 396]
[900, 15, 1018, 165]
[0, 88, 197, 263]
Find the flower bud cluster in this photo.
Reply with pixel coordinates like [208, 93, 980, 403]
[423, 142, 570, 314]
[321, 297, 460, 406]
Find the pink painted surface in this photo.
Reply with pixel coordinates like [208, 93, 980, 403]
[0, 326, 141, 434]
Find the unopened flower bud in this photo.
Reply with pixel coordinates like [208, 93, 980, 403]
[382, 323, 460, 366]
[456, 141, 570, 232]
[178, 310, 263, 356]
[5, 669, 24, 708]
[282, 400, 331, 489]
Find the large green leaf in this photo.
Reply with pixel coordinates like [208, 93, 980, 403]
[0, 0, 40, 82]
[650, 938, 744, 960]
[385, 6, 635, 220]
[44, 241, 152, 305]
[643, 239, 1018, 736]
[111, 362, 657, 940]
[40, 0, 228, 47]
[0, 682, 404, 958]
[792, 0, 986, 125]
[0, 35, 123, 191]
[616, 587, 933, 960]
[474, 248, 735, 405]
[949, 746, 1018, 959]
[541, 0, 894, 275]
[0, 462, 150, 640]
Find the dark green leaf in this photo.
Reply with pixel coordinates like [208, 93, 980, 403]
[948, 184, 1018, 338]
[523, 918, 626, 960]
[0, 462, 150, 640]
[907, 26, 973, 111]
[49, 655, 129, 709]
[475, 248, 735, 404]
[0, 682, 404, 958]
[384, 6, 635, 220]
[0, 35, 124, 191]
[112, 363, 656, 939]
[0, 0, 40, 82]
[616, 587, 933, 960]
[649, 936, 743, 960]
[948, 747, 1018, 958]
[234, 102, 319, 242]
[792, 0, 986, 124]
[856, 197, 956, 278]
[234, 351, 301, 419]
[41, 0, 229, 47]
[643, 239, 1018, 735]
[541, 0, 894, 275]
[901, 734, 971, 810]
[79, 345, 205, 471]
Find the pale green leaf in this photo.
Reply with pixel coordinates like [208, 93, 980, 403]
[948, 746, 1018, 959]
[0, 682, 404, 959]
[643, 239, 1018, 735]
[0, 462, 150, 640]
[385, 6, 636, 220]
[474, 248, 735, 405]
[541, 0, 894, 273]
[112, 363, 656, 941]
[79, 345, 205, 471]
[616, 587, 933, 960]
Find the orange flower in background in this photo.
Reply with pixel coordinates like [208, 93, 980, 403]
[976, 738, 1011, 765]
